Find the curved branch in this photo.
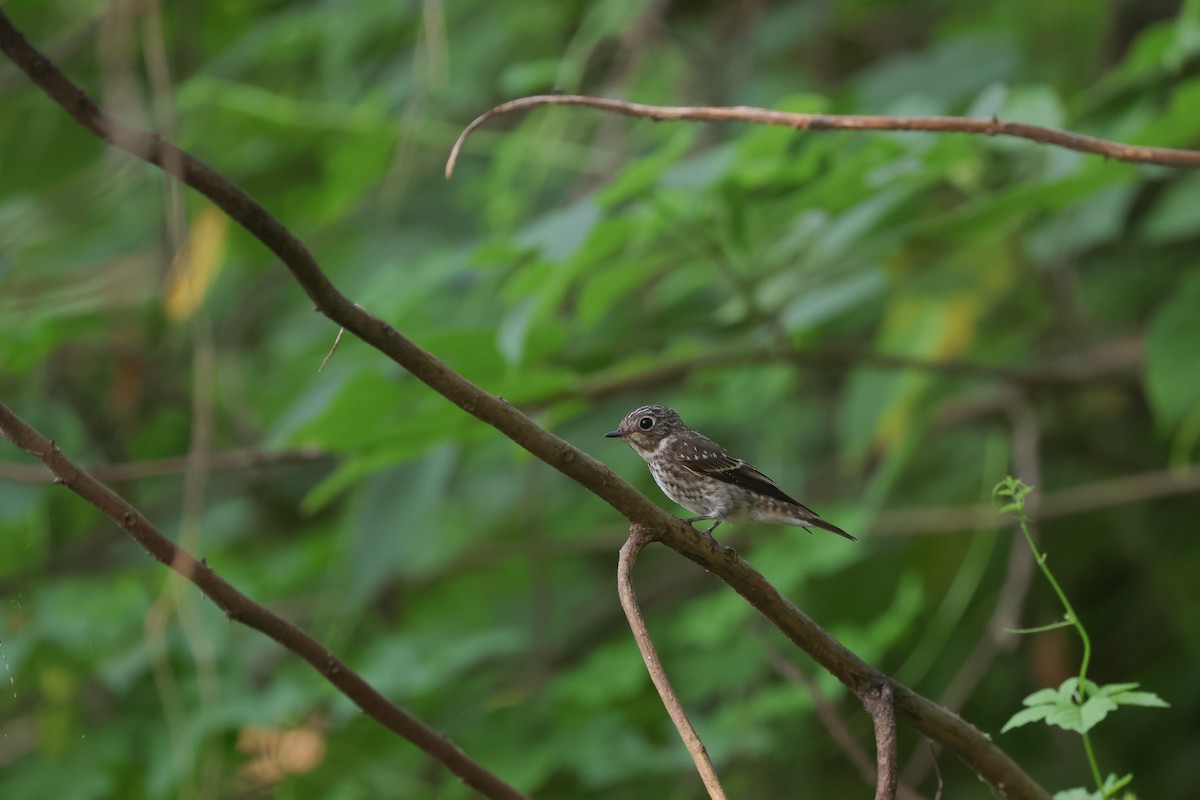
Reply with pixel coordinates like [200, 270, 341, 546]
[0, 12, 1050, 799]
[445, 94, 1200, 177]
[618, 527, 727, 799]
[0, 403, 528, 800]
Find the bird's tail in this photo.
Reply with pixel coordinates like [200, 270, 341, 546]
[808, 515, 858, 542]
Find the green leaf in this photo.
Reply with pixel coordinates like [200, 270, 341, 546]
[778, 269, 885, 333]
[1102, 773, 1135, 795]
[1052, 788, 1102, 800]
[1051, 774, 1136, 800]
[1101, 683, 1171, 709]
[497, 298, 536, 365]
[1005, 677, 1165, 736]
[1141, 173, 1200, 243]
[514, 197, 601, 262]
[1025, 186, 1135, 262]
[855, 34, 1019, 111]
[1077, 695, 1119, 733]
[597, 127, 697, 207]
[1002, 85, 1066, 131]
[1094, 682, 1141, 696]
[1002, 704, 1051, 733]
[285, 370, 406, 451]
[1145, 271, 1200, 428]
[1112, 690, 1170, 708]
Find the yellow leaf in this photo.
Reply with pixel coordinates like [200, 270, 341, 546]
[872, 293, 983, 448]
[164, 206, 228, 322]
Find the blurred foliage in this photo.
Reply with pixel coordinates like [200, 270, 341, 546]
[2, 0, 1199, 798]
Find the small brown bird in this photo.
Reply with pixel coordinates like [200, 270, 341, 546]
[605, 404, 855, 541]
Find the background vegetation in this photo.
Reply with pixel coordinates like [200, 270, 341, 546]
[2, 0, 1198, 797]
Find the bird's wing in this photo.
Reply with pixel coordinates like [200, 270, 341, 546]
[676, 441, 818, 516]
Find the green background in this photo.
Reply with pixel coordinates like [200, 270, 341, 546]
[2, 0, 1198, 797]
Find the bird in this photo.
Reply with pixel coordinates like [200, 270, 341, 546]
[605, 404, 856, 541]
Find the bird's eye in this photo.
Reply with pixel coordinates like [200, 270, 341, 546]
[638, 416, 654, 430]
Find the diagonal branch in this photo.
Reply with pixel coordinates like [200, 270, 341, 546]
[0, 12, 1050, 799]
[0, 403, 529, 800]
[444, 94, 1200, 177]
[618, 527, 728, 799]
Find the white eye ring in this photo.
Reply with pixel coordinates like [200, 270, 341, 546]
[638, 416, 654, 430]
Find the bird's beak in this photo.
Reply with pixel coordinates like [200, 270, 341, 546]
[604, 429, 628, 438]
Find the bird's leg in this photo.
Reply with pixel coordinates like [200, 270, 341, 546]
[681, 515, 735, 557]
[683, 514, 723, 535]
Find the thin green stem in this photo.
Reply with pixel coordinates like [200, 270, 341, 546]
[1017, 515, 1093, 692]
[1081, 732, 1104, 795]
[998, 477, 1104, 795]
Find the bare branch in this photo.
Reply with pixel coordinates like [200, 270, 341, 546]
[760, 639, 876, 783]
[0, 447, 327, 484]
[870, 464, 1200, 537]
[760, 638, 926, 800]
[527, 338, 1142, 411]
[862, 683, 899, 800]
[618, 527, 728, 799]
[0, 402, 529, 800]
[0, 13, 1051, 798]
[445, 94, 1200, 178]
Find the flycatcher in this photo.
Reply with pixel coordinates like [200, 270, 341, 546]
[606, 404, 855, 541]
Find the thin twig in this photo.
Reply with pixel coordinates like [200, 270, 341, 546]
[0, 447, 327, 484]
[617, 527, 728, 800]
[0, 402, 528, 800]
[862, 683, 899, 800]
[445, 94, 1200, 178]
[0, 14, 1051, 798]
[868, 464, 1200, 537]
[759, 637, 926, 800]
[523, 338, 1142, 411]
[760, 639, 875, 782]
[929, 742, 944, 800]
[319, 326, 346, 372]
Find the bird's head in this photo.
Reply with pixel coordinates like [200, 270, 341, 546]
[605, 404, 684, 453]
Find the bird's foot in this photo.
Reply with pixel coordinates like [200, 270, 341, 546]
[682, 517, 735, 557]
